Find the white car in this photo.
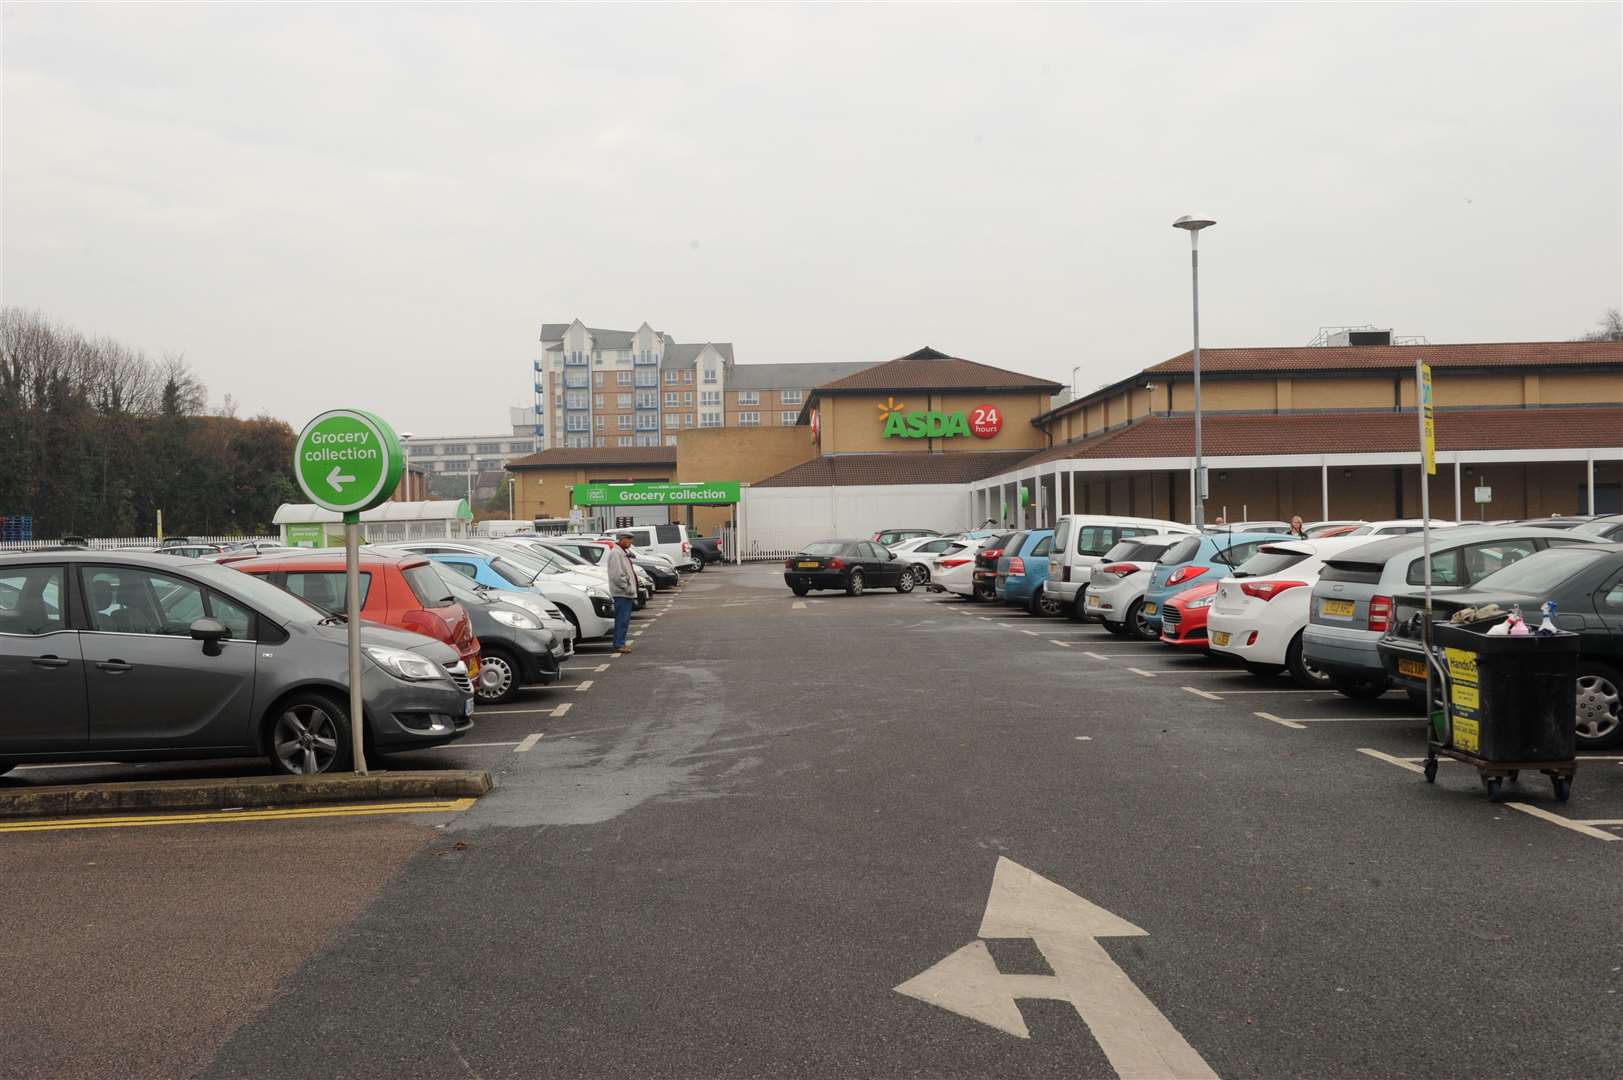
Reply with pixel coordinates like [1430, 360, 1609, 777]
[887, 535, 966, 585]
[1080, 535, 1188, 640]
[1341, 519, 1461, 537]
[1207, 536, 1370, 686]
[928, 542, 981, 598]
[383, 540, 617, 640]
[1047, 514, 1200, 619]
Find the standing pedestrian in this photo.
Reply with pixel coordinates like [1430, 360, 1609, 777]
[1289, 515, 1307, 538]
[605, 533, 639, 652]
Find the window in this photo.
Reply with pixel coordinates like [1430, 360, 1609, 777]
[666, 370, 679, 384]
[737, 390, 760, 405]
[565, 434, 591, 448]
[682, 392, 693, 405]
[702, 367, 717, 385]
[1599, 572, 1623, 612]
[617, 371, 632, 386]
[635, 433, 661, 447]
[636, 413, 659, 431]
[507, 441, 534, 454]
[656, 525, 683, 544]
[564, 371, 588, 389]
[594, 371, 604, 387]
[636, 390, 659, 410]
[1462, 539, 1540, 582]
[617, 393, 633, 409]
[565, 415, 589, 433]
[0, 565, 64, 635]
[700, 411, 723, 428]
[780, 411, 799, 425]
[665, 435, 678, 446]
[618, 436, 634, 447]
[738, 412, 760, 427]
[401, 564, 455, 607]
[665, 414, 680, 428]
[635, 370, 659, 387]
[683, 370, 693, 383]
[780, 388, 803, 405]
[442, 459, 470, 473]
[476, 442, 501, 454]
[665, 392, 680, 406]
[439, 443, 467, 455]
[209, 591, 255, 639]
[700, 390, 721, 406]
[565, 391, 589, 409]
[595, 436, 606, 447]
[593, 395, 605, 409]
[595, 415, 605, 431]
[683, 413, 695, 428]
[618, 415, 633, 430]
[282, 571, 373, 614]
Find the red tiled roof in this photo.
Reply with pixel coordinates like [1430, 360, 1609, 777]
[1017, 407, 1623, 468]
[1148, 340, 1623, 375]
[506, 446, 676, 470]
[755, 451, 1031, 488]
[814, 347, 1063, 393]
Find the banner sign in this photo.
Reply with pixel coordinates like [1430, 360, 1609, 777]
[572, 481, 741, 506]
[1419, 363, 1435, 476]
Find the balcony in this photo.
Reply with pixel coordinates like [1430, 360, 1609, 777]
[563, 351, 589, 367]
[634, 351, 659, 367]
[563, 374, 589, 390]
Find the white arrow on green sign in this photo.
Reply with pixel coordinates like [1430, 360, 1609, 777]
[293, 409, 405, 515]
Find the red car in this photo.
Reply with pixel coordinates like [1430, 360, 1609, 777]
[226, 551, 483, 678]
[1159, 580, 1219, 648]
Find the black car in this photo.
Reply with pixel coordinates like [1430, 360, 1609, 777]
[1379, 543, 1623, 750]
[784, 539, 917, 596]
[690, 535, 723, 566]
[432, 564, 561, 704]
[972, 531, 1018, 601]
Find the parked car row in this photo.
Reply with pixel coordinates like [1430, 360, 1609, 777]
[0, 524, 712, 778]
[890, 513, 1622, 751]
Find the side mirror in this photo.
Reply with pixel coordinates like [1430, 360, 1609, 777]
[888, 551, 897, 560]
[190, 617, 229, 656]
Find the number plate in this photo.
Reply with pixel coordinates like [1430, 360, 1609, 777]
[463, 695, 475, 717]
[1321, 599, 1357, 617]
[1142, 602, 1157, 616]
[1212, 630, 1231, 647]
[797, 561, 820, 569]
[1398, 658, 1427, 679]
[1086, 595, 1103, 608]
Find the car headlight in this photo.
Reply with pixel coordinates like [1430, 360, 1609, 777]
[489, 608, 540, 630]
[1186, 595, 1215, 609]
[363, 645, 446, 681]
[585, 585, 607, 599]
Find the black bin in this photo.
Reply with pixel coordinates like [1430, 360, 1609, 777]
[1432, 621, 1578, 763]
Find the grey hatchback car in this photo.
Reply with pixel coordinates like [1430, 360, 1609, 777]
[0, 551, 475, 777]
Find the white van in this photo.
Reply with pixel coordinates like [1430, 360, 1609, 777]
[1046, 514, 1199, 620]
[611, 523, 696, 570]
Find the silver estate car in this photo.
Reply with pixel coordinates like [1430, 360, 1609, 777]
[1302, 526, 1596, 699]
[0, 550, 474, 777]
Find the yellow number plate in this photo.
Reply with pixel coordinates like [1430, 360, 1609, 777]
[1212, 630, 1231, 647]
[1086, 595, 1103, 607]
[1398, 658, 1427, 679]
[1143, 603, 1158, 616]
[1321, 599, 1357, 617]
[797, 561, 820, 569]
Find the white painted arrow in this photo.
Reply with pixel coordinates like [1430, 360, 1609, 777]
[896, 856, 1216, 1080]
[327, 465, 356, 491]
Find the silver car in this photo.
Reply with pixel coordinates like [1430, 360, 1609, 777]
[0, 551, 474, 777]
[1302, 526, 1596, 698]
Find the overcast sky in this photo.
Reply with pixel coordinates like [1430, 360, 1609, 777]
[4, 3, 1619, 436]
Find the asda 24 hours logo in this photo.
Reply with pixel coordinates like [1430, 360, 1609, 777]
[877, 397, 1003, 440]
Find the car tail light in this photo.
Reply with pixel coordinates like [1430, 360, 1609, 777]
[784, 558, 794, 568]
[1368, 594, 1393, 633]
[1246, 630, 1259, 645]
[1240, 580, 1307, 601]
[1008, 557, 1025, 575]
[1166, 565, 1208, 586]
[682, 541, 690, 553]
[1100, 563, 1138, 578]
[940, 557, 972, 568]
[402, 609, 452, 644]
[828, 557, 845, 570]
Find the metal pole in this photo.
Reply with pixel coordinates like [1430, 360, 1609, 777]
[1416, 359, 1435, 737]
[344, 515, 368, 775]
[1190, 232, 1205, 529]
[1320, 461, 1329, 521]
[1454, 457, 1462, 523]
[508, 476, 514, 520]
[1587, 451, 1596, 514]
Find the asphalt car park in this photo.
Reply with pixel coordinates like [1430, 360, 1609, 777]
[4, 558, 1620, 1080]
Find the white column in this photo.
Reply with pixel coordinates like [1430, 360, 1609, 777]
[1587, 451, 1596, 514]
[1320, 460, 1329, 521]
[1051, 464, 1062, 526]
[1068, 467, 1077, 518]
[1454, 456, 1463, 523]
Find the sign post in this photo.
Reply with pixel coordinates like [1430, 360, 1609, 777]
[293, 409, 405, 775]
[1416, 360, 1441, 734]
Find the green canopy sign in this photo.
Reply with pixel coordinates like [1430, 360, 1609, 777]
[572, 481, 741, 506]
[293, 409, 405, 515]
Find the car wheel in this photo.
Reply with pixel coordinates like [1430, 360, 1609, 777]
[1037, 589, 1064, 617]
[911, 563, 931, 585]
[477, 647, 521, 705]
[1575, 662, 1622, 749]
[1068, 592, 1088, 621]
[846, 570, 865, 596]
[691, 558, 704, 572]
[559, 606, 581, 636]
[1101, 619, 1128, 637]
[1245, 661, 1284, 678]
[1331, 673, 1389, 700]
[895, 568, 915, 594]
[1126, 599, 1157, 641]
[1285, 632, 1334, 689]
[266, 692, 350, 776]
[790, 584, 810, 596]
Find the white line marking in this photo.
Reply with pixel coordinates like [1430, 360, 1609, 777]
[1021, 630, 1039, 637]
[1255, 711, 1307, 730]
[979, 617, 994, 621]
[1074, 735, 1093, 741]
[575, 680, 594, 692]
[436, 740, 520, 748]
[1049, 640, 1073, 648]
[551, 702, 572, 718]
[1506, 803, 1620, 842]
[1295, 717, 1423, 723]
[1182, 686, 1223, 701]
[997, 623, 1014, 628]
[792, 601, 807, 610]
[1357, 747, 1423, 773]
[13, 761, 121, 771]
[478, 707, 559, 716]
[514, 733, 544, 753]
[594, 664, 610, 672]
[1084, 652, 1113, 660]
[1583, 818, 1623, 826]
[1197, 688, 1323, 695]
[1126, 667, 1158, 678]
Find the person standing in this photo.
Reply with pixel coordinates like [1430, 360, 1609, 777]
[1289, 515, 1308, 538]
[604, 533, 639, 652]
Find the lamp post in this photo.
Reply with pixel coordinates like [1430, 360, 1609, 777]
[1070, 365, 1081, 400]
[1172, 214, 1216, 527]
[399, 432, 415, 499]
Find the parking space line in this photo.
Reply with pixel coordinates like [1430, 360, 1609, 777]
[1507, 804, 1620, 842]
[594, 664, 610, 672]
[792, 601, 807, 609]
[1256, 711, 1308, 730]
[1199, 687, 1324, 694]
[551, 703, 572, 718]
[0, 798, 478, 834]
[574, 680, 594, 692]
[1049, 640, 1073, 648]
[1021, 630, 1039, 636]
[454, 740, 523, 748]
[1127, 667, 1158, 678]
[1357, 747, 1423, 772]
[477, 707, 558, 716]
[1183, 687, 1223, 701]
[514, 733, 544, 753]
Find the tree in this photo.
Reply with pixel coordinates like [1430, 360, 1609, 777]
[1579, 307, 1623, 342]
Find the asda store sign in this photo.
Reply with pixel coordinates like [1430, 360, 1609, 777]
[879, 399, 1003, 440]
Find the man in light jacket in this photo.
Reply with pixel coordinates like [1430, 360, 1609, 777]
[604, 533, 639, 652]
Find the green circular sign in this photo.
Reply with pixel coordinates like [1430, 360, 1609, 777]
[293, 408, 404, 514]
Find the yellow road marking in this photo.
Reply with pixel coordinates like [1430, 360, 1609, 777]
[0, 798, 476, 834]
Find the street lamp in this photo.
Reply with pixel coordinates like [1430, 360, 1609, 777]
[399, 432, 415, 500]
[1070, 365, 1081, 400]
[1172, 214, 1216, 528]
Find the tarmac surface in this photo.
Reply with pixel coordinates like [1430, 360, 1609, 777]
[4, 562, 1621, 1079]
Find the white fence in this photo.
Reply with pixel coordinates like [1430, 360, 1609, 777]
[0, 535, 278, 552]
[736, 485, 970, 560]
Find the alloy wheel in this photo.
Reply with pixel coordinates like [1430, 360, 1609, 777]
[273, 703, 340, 775]
[1576, 673, 1620, 741]
[478, 653, 516, 703]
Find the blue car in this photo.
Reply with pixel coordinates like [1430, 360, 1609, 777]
[995, 529, 1056, 615]
[1142, 532, 1295, 633]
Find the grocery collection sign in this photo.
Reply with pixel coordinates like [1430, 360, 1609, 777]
[293, 409, 405, 514]
[572, 481, 742, 506]
[879, 398, 1003, 440]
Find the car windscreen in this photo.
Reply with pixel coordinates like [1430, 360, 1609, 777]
[1232, 546, 1311, 578]
[489, 555, 540, 585]
[1469, 546, 1610, 596]
[200, 562, 332, 623]
[402, 563, 456, 608]
[541, 544, 589, 565]
[1159, 537, 1201, 565]
[801, 541, 848, 556]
